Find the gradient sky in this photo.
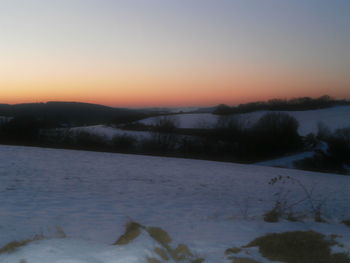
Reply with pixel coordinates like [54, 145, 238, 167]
[1, 0, 350, 107]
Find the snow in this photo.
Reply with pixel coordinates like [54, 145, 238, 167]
[255, 151, 314, 169]
[0, 145, 350, 262]
[69, 125, 151, 140]
[255, 142, 330, 170]
[236, 106, 350, 136]
[139, 106, 350, 135]
[1, 235, 158, 263]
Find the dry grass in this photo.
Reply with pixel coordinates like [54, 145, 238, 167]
[190, 258, 205, 263]
[147, 257, 162, 263]
[342, 219, 350, 227]
[171, 244, 193, 261]
[146, 257, 162, 263]
[225, 247, 242, 255]
[246, 231, 350, 263]
[146, 227, 172, 246]
[115, 221, 204, 263]
[0, 227, 67, 255]
[154, 247, 169, 261]
[0, 235, 44, 254]
[231, 257, 261, 263]
[113, 221, 142, 245]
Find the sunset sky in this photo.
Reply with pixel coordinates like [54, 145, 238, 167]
[1, 0, 350, 107]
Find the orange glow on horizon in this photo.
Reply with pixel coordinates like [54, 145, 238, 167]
[2, 78, 349, 108]
[1, 60, 349, 107]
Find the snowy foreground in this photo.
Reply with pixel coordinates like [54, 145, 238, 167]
[0, 145, 350, 262]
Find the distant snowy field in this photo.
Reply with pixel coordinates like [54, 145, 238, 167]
[0, 145, 350, 262]
[62, 106, 350, 144]
[70, 125, 151, 140]
[140, 113, 217, 129]
[140, 106, 350, 135]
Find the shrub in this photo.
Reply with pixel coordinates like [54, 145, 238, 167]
[72, 131, 108, 149]
[294, 153, 347, 175]
[212, 116, 248, 143]
[263, 203, 283, 223]
[327, 128, 350, 164]
[317, 122, 332, 140]
[265, 176, 328, 222]
[111, 134, 137, 151]
[0, 116, 42, 142]
[251, 112, 301, 157]
[149, 116, 179, 153]
[296, 127, 350, 175]
[178, 137, 207, 155]
[304, 133, 318, 149]
[257, 113, 301, 159]
[152, 116, 179, 133]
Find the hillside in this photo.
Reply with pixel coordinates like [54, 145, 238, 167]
[140, 106, 350, 135]
[0, 102, 144, 126]
[0, 145, 349, 262]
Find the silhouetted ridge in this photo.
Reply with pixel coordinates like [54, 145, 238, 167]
[0, 102, 143, 126]
[214, 95, 350, 115]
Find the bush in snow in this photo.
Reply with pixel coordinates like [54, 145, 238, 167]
[114, 221, 204, 263]
[0, 235, 44, 254]
[72, 131, 108, 150]
[145, 116, 179, 153]
[0, 115, 43, 143]
[250, 112, 302, 158]
[111, 134, 137, 151]
[264, 176, 328, 222]
[295, 127, 350, 175]
[342, 219, 350, 227]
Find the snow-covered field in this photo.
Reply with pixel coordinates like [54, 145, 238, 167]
[255, 142, 329, 169]
[140, 106, 350, 135]
[237, 106, 350, 136]
[0, 145, 350, 262]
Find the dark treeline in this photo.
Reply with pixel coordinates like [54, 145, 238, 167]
[214, 95, 350, 115]
[2, 111, 348, 174]
[1, 97, 349, 170]
[295, 126, 350, 174]
[176, 113, 302, 162]
[0, 112, 304, 163]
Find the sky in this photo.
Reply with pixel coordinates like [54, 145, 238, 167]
[1, 0, 350, 107]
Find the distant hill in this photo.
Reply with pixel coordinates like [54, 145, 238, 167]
[0, 102, 145, 126]
[213, 95, 350, 115]
[135, 106, 216, 114]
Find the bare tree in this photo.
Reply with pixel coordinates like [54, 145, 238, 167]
[150, 115, 179, 153]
